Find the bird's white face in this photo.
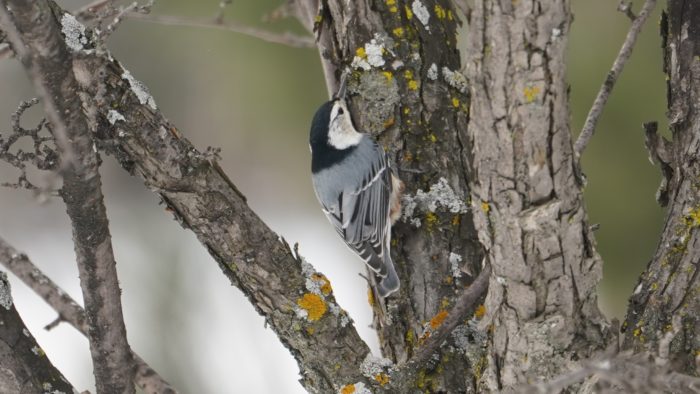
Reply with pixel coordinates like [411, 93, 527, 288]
[327, 99, 362, 150]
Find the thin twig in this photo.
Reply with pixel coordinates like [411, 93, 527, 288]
[617, 1, 636, 21]
[393, 264, 490, 383]
[126, 12, 315, 48]
[214, 0, 233, 24]
[0, 236, 179, 394]
[573, 0, 657, 157]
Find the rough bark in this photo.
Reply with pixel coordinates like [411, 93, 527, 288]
[463, 0, 613, 389]
[0, 236, 178, 394]
[0, 270, 75, 394]
[0, 1, 375, 392]
[622, 0, 700, 376]
[2, 0, 697, 392]
[0, 2, 135, 392]
[310, 0, 611, 391]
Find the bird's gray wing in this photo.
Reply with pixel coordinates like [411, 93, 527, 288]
[338, 143, 392, 276]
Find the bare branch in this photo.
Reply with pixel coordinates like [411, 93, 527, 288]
[523, 352, 700, 393]
[3, 1, 371, 392]
[574, 0, 657, 157]
[125, 12, 315, 48]
[0, 236, 178, 394]
[617, 1, 637, 21]
[0, 270, 76, 393]
[0, 1, 135, 391]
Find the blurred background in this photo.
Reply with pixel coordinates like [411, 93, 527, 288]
[0, 0, 667, 392]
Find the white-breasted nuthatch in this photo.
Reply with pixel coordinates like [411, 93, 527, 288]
[309, 78, 403, 297]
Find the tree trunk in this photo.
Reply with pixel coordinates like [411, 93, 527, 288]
[622, 0, 700, 376]
[316, 0, 611, 391]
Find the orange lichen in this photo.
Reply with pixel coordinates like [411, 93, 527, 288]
[311, 273, 332, 296]
[474, 304, 486, 319]
[481, 201, 490, 213]
[430, 310, 449, 329]
[297, 293, 327, 321]
[340, 384, 356, 394]
[384, 117, 396, 128]
[375, 373, 390, 386]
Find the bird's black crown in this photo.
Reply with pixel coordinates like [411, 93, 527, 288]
[310, 100, 357, 173]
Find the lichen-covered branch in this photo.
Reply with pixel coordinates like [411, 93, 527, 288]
[0, 1, 135, 392]
[0, 236, 178, 394]
[622, 0, 700, 375]
[0, 270, 75, 393]
[2, 1, 374, 392]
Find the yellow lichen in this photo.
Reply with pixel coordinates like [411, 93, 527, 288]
[441, 297, 450, 309]
[356, 47, 367, 59]
[297, 293, 327, 321]
[452, 97, 460, 108]
[683, 207, 700, 227]
[523, 86, 541, 103]
[408, 80, 419, 90]
[392, 27, 405, 37]
[375, 373, 390, 386]
[434, 4, 447, 19]
[448, 10, 454, 20]
[403, 107, 410, 114]
[425, 212, 438, 228]
[428, 133, 437, 143]
[405, 5, 413, 19]
[404, 70, 414, 79]
[311, 273, 332, 296]
[389, 5, 398, 12]
[474, 304, 486, 319]
[452, 215, 461, 226]
[367, 288, 375, 307]
[633, 328, 642, 337]
[340, 384, 356, 394]
[314, 14, 323, 23]
[306, 326, 315, 335]
[382, 71, 394, 83]
[481, 201, 490, 213]
[386, 0, 396, 4]
[406, 329, 415, 346]
[430, 310, 449, 329]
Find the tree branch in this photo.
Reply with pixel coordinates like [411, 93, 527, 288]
[125, 13, 316, 48]
[0, 1, 135, 392]
[573, 0, 657, 157]
[0, 269, 76, 393]
[0, 236, 178, 394]
[2, 1, 373, 392]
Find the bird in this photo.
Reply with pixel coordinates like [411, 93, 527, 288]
[309, 78, 403, 298]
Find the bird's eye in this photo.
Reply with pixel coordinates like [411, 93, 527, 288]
[338, 108, 344, 116]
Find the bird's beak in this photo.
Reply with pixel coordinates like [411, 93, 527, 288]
[334, 71, 348, 99]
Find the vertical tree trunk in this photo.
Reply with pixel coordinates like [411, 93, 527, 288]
[319, 0, 610, 391]
[622, 0, 700, 375]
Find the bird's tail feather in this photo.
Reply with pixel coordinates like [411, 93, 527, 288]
[377, 256, 399, 297]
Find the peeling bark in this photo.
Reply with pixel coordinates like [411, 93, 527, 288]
[622, 0, 700, 376]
